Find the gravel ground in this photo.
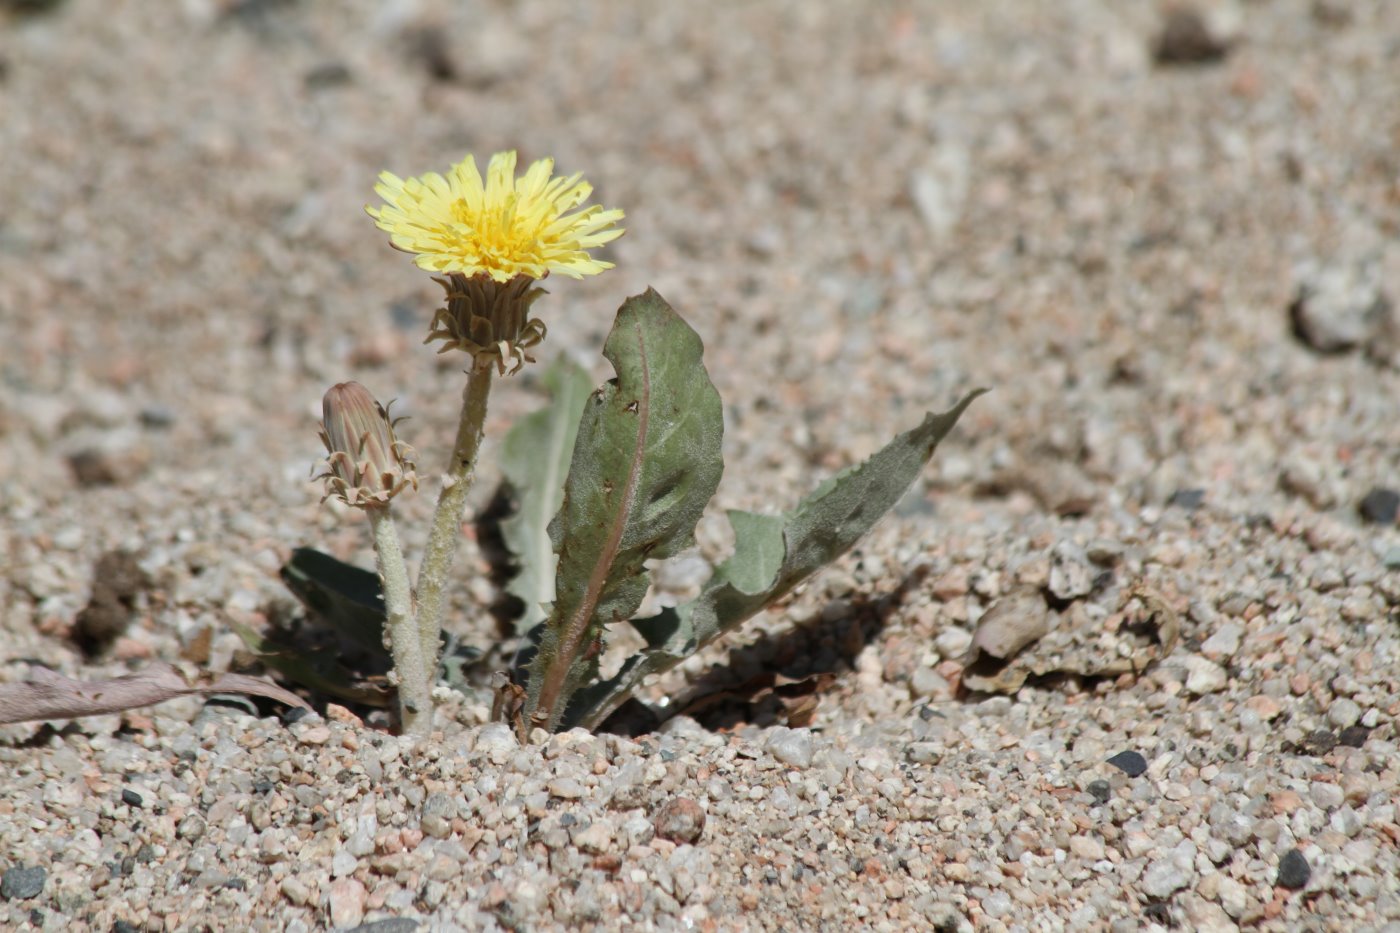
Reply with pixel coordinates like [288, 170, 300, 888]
[2, 1, 1399, 930]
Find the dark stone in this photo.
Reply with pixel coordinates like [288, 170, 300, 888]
[652, 797, 706, 844]
[917, 705, 936, 722]
[1143, 902, 1172, 924]
[348, 919, 421, 933]
[304, 62, 353, 91]
[253, 778, 275, 795]
[1277, 848, 1311, 889]
[120, 788, 143, 808]
[1, 865, 46, 900]
[2, 0, 69, 19]
[1168, 488, 1206, 510]
[134, 845, 155, 864]
[1295, 730, 1339, 757]
[1338, 725, 1372, 748]
[1358, 488, 1399, 525]
[138, 405, 176, 429]
[73, 550, 151, 657]
[1087, 780, 1112, 804]
[66, 448, 123, 487]
[1106, 750, 1148, 777]
[113, 921, 139, 933]
[281, 706, 310, 725]
[1154, 6, 1232, 65]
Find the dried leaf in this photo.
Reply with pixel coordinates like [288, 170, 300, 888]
[961, 584, 1180, 694]
[0, 662, 311, 725]
[966, 588, 1052, 660]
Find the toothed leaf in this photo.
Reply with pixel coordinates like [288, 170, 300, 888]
[567, 390, 986, 730]
[523, 289, 724, 730]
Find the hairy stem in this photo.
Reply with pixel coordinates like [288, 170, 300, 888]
[415, 366, 494, 676]
[367, 507, 430, 736]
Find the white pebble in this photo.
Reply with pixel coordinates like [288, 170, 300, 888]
[1183, 656, 1228, 695]
[1327, 698, 1361, 730]
[765, 728, 814, 769]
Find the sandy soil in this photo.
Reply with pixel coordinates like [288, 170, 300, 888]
[2, 1, 1398, 930]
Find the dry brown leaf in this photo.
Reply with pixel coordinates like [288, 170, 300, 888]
[0, 662, 311, 725]
[961, 584, 1179, 694]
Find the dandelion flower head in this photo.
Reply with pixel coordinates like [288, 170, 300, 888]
[366, 151, 624, 281]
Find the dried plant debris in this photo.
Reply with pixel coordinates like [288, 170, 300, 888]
[0, 662, 310, 725]
[962, 586, 1180, 694]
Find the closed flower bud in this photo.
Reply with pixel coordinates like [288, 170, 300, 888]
[315, 382, 417, 508]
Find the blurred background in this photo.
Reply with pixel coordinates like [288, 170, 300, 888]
[1, 0, 1396, 669]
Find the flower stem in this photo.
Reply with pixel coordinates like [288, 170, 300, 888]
[366, 507, 431, 736]
[415, 365, 495, 676]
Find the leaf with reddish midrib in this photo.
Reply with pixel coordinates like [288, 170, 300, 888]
[523, 289, 724, 730]
[565, 389, 986, 730]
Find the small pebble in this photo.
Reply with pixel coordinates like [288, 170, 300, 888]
[327, 877, 367, 928]
[1295, 730, 1338, 757]
[934, 627, 972, 659]
[549, 778, 586, 800]
[1199, 623, 1243, 659]
[1142, 853, 1194, 898]
[1106, 751, 1148, 777]
[1086, 780, 1112, 804]
[1153, 5, 1233, 65]
[1327, 698, 1362, 730]
[1289, 261, 1385, 353]
[0, 866, 45, 900]
[653, 798, 706, 844]
[120, 788, 144, 808]
[475, 723, 517, 753]
[1358, 487, 1399, 524]
[1167, 488, 1205, 510]
[1337, 725, 1371, 748]
[1048, 540, 1096, 601]
[764, 728, 814, 769]
[1276, 849, 1311, 890]
[1310, 782, 1344, 809]
[1184, 656, 1229, 694]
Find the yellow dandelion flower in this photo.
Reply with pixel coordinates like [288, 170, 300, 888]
[366, 151, 624, 281]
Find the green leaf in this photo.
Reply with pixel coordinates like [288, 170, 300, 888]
[499, 358, 595, 634]
[524, 289, 725, 730]
[566, 389, 986, 730]
[279, 547, 386, 655]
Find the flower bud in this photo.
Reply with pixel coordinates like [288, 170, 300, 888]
[315, 382, 417, 508]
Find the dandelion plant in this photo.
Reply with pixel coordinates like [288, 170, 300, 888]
[288, 149, 980, 739]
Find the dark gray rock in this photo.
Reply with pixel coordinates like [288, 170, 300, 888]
[1277, 849, 1310, 889]
[1106, 751, 1148, 777]
[1, 865, 46, 900]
